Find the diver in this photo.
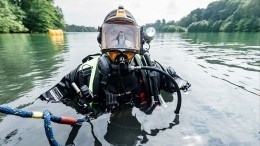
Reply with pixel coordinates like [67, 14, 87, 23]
[38, 6, 191, 145]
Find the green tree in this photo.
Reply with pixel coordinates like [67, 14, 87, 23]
[54, 6, 65, 29]
[188, 20, 210, 32]
[178, 0, 259, 32]
[0, 0, 27, 33]
[161, 25, 176, 32]
[19, 0, 64, 33]
[211, 20, 222, 32]
[65, 24, 97, 32]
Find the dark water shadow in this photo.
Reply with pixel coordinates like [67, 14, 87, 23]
[3, 129, 18, 144]
[64, 104, 179, 146]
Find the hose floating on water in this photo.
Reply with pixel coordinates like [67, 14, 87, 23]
[0, 106, 85, 146]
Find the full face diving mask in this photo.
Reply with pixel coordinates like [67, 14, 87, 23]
[101, 23, 141, 64]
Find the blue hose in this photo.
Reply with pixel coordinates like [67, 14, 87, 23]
[0, 106, 85, 146]
[43, 110, 59, 146]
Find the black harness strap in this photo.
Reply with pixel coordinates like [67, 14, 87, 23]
[134, 55, 151, 98]
[104, 83, 145, 106]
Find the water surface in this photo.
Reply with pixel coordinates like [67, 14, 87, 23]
[0, 32, 259, 146]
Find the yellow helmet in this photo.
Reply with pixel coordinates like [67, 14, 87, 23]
[103, 5, 137, 25]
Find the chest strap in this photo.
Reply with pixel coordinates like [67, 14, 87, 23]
[104, 85, 145, 106]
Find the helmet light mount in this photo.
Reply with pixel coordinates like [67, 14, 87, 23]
[143, 27, 156, 44]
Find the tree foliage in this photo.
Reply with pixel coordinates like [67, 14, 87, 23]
[178, 0, 260, 32]
[65, 24, 97, 32]
[0, 0, 65, 33]
[0, 0, 28, 33]
[144, 19, 186, 33]
[147, 0, 259, 32]
[19, 0, 65, 33]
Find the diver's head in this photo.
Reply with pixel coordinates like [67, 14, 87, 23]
[97, 6, 141, 65]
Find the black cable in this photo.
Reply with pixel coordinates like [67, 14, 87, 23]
[118, 65, 127, 95]
[65, 124, 82, 146]
[87, 120, 102, 146]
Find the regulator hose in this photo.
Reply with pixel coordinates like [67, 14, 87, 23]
[130, 66, 182, 114]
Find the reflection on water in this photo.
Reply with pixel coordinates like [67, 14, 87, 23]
[0, 32, 259, 146]
[63, 107, 180, 146]
[0, 34, 67, 104]
[63, 91, 177, 145]
[179, 33, 260, 95]
[181, 33, 260, 71]
[50, 35, 64, 46]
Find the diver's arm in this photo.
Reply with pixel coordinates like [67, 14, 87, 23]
[38, 65, 82, 102]
[154, 61, 191, 93]
[165, 66, 191, 92]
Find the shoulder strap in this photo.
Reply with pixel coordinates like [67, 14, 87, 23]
[82, 53, 101, 63]
[79, 57, 99, 93]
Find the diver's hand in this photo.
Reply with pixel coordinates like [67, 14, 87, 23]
[174, 77, 191, 92]
[180, 81, 191, 92]
[166, 78, 191, 93]
[166, 66, 191, 92]
[80, 85, 93, 102]
[77, 85, 94, 107]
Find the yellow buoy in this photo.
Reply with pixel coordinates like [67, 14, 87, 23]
[49, 29, 64, 45]
[48, 29, 63, 36]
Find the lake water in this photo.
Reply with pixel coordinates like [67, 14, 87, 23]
[0, 32, 259, 146]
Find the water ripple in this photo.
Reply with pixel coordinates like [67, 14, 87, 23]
[211, 75, 259, 96]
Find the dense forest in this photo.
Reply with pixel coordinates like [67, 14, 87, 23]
[0, 0, 65, 33]
[65, 24, 97, 32]
[145, 0, 260, 32]
[145, 19, 186, 32]
[1, 0, 259, 33]
[0, 0, 96, 33]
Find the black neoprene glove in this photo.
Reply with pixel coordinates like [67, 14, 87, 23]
[77, 85, 94, 106]
[165, 67, 191, 92]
